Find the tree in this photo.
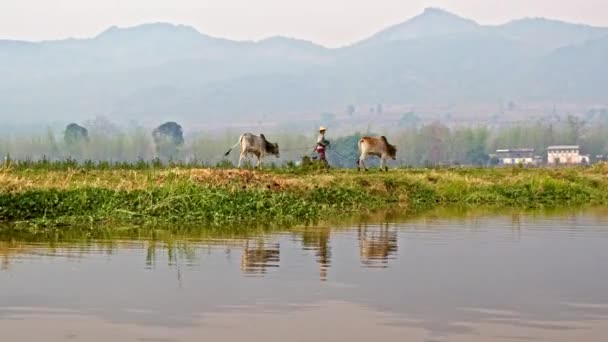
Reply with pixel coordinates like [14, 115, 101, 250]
[507, 101, 516, 111]
[347, 104, 356, 117]
[85, 116, 121, 136]
[419, 121, 449, 165]
[64, 123, 89, 145]
[464, 127, 490, 165]
[153, 122, 184, 159]
[564, 115, 585, 144]
[329, 132, 370, 168]
[320, 112, 336, 126]
[598, 109, 608, 123]
[399, 112, 420, 128]
[63, 123, 88, 160]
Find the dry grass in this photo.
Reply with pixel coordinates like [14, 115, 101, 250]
[2, 166, 608, 194]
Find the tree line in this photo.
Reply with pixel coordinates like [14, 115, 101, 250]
[2, 114, 607, 167]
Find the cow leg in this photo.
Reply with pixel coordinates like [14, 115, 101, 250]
[256, 152, 262, 169]
[358, 153, 368, 171]
[238, 151, 246, 168]
[381, 156, 388, 171]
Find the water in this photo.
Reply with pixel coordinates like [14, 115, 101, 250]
[2, 208, 608, 342]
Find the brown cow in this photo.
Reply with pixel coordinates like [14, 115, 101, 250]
[357, 136, 397, 171]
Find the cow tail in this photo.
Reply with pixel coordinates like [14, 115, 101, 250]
[224, 136, 242, 156]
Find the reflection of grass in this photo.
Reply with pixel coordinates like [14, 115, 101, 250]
[0, 224, 265, 271]
[2, 206, 606, 272]
[0, 164, 608, 229]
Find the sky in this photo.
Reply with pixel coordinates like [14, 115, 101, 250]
[1, 0, 607, 47]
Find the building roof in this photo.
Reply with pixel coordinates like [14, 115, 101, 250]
[547, 145, 579, 150]
[496, 148, 535, 159]
[496, 148, 534, 153]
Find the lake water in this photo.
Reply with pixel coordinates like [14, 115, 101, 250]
[2, 208, 608, 342]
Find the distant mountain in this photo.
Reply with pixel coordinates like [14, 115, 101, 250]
[496, 17, 608, 50]
[1, 8, 607, 125]
[95, 22, 204, 40]
[256, 36, 326, 51]
[357, 7, 481, 45]
[527, 35, 608, 100]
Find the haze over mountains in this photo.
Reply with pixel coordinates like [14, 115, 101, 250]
[1, 7, 607, 127]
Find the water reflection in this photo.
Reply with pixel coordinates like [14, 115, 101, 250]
[300, 228, 331, 281]
[2, 207, 608, 342]
[358, 223, 398, 268]
[0, 225, 401, 278]
[240, 240, 280, 275]
[1, 207, 608, 277]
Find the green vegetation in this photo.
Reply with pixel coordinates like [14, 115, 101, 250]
[1, 163, 608, 230]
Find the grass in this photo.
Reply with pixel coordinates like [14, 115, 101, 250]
[1, 161, 608, 229]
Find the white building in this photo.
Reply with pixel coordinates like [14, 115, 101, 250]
[547, 146, 589, 165]
[496, 148, 536, 165]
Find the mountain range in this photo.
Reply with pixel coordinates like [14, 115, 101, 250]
[1, 7, 607, 126]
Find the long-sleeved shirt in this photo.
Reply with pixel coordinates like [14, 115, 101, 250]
[317, 133, 329, 147]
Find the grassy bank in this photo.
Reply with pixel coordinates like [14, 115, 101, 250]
[1, 164, 608, 229]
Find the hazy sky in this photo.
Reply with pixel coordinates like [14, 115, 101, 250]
[2, 0, 607, 47]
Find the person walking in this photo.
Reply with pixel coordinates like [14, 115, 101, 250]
[315, 126, 330, 168]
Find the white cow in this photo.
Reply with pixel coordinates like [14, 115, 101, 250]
[225, 133, 280, 168]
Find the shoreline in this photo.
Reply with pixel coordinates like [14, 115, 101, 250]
[1, 166, 607, 229]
